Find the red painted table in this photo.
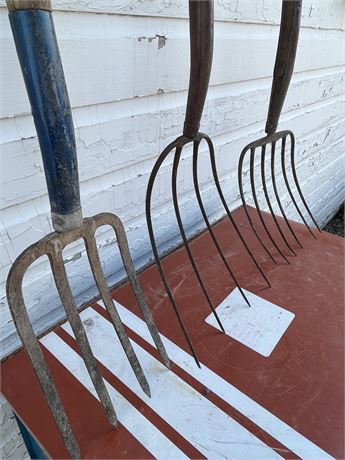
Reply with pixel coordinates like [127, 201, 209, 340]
[2, 207, 344, 459]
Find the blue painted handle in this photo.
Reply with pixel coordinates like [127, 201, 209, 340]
[8, 8, 82, 231]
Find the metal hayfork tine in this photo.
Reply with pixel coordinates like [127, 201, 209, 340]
[287, 134, 321, 234]
[263, 0, 320, 239]
[271, 138, 304, 248]
[84, 215, 170, 370]
[111, 217, 171, 368]
[249, 147, 290, 264]
[202, 135, 271, 288]
[7, 256, 80, 459]
[146, 139, 201, 368]
[50, 253, 119, 421]
[260, 142, 298, 256]
[172, 146, 228, 326]
[6, 1, 171, 456]
[280, 136, 317, 239]
[238, 0, 320, 261]
[238, 148, 278, 265]
[146, 0, 274, 366]
[191, 138, 252, 306]
[83, 234, 151, 397]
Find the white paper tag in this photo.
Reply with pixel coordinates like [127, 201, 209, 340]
[205, 288, 295, 357]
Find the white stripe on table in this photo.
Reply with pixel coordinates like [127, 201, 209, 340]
[62, 307, 283, 460]
[41, 333, 188, 460]
[98, 299, 335, 460]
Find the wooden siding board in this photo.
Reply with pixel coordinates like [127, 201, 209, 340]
[1, 9, 344, 117]
[0, 1, 344, 359]
[1, 0, 344, 29]
[1, 73, 344, 208]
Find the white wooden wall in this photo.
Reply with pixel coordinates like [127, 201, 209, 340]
[0, 0, 344, 359]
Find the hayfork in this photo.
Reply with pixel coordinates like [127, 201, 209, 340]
[238, 0, 321, 266]
[146, 0, 271, 368]
[6, 1, 169, 457]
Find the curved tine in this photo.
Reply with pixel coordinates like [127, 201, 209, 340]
[105, 216, 170, 369]
[192, 139, 251, 306]
[261, 142, 297, 256]
[83, 235, 151, 396]
[238, 146, 278, 264]
[146, 139, 201, 368]
[204, 135, 271, 288]
[249, 147, 290, 264]
[281, 135, 317, 239]
[289, 132, 321, 233]
[6, 273, 80, 458]
[172, 145, 226, 328]
[49, 253, 118, 423]
[271, 137, 303, 248]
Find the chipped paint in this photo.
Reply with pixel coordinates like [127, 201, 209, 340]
[137, 34, 166, 48]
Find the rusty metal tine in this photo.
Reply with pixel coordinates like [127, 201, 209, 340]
[238, 147, 278, 265]
[271, 138, 304, 248]
[192, 139, 252, 305]
[260, 143, 297, 256]
[238, 147, 278, 264]
[49, 253, 118, 423]
[281, 135, 318, 239]
[249, 147, 290, 264]
[7, 264, 80, 459]
[289, 133, 322, 233]
[264, 1, 320, 237]
[172, 145, 227, 327]
[107, 215, 171, 369]
[146, 138, 201, 368]
[204, 134, 271, 288]
[86, 215, 170, 369]
[83, 235, 151, 397]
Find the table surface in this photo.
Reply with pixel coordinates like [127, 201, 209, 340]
[2, 206, 344, 459]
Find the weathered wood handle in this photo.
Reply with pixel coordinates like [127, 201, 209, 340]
[7, 0, 82, 232]
[265, 0, 302, 135]
[6, 0, 51, 12]
[183, 0, 214, 139]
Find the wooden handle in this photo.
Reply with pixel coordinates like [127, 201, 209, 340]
[183, 0, 214, 139]
[265, 0, 302, 135]
[8, 3, 82, 232]
[6, 0, 51, 12]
